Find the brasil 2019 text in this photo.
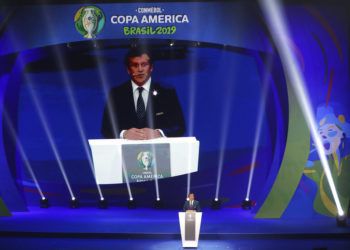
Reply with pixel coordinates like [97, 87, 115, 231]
[123, 26, 176, 35]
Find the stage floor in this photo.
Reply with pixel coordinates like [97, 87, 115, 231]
[1, 237, 350, 250]
[1, 207, 350, 250]
[0, 206, 349, 238]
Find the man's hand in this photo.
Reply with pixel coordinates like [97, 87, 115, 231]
[142, 128, 161, 139]
[124, 128, 146, 140]
[124, 128, 161, 140]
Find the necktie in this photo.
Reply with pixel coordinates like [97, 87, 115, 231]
[136, 87, 145, 120]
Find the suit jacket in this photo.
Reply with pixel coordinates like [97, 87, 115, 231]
[101, 81, 186, 138]
[183, 200, 201, 212]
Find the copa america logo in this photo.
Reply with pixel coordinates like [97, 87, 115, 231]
[74, 6, 105, 39]
[137, 151, 154, 171]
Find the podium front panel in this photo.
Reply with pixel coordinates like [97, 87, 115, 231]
[185, 211, 196, 240]
[89, 137, 199, 184]
[179, 212, 202, 248]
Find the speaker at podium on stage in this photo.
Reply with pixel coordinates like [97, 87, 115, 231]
[179, 192, 202, 248]
[183, 192, 201, 212]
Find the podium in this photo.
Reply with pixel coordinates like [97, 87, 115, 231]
[88, 137, 199, 184]
[179, 211, 202, 248]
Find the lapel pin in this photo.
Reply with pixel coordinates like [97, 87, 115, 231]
[153, 90, 158, 96]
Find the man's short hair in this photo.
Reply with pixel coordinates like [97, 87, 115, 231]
[124, 47, 153, 67]
[188, 192, 195, 196]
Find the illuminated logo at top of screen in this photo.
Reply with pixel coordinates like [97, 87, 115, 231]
[74, 6, 105, 39]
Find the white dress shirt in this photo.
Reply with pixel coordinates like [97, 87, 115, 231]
[131, 78, 151, 111]
[120, 78, 164, 138]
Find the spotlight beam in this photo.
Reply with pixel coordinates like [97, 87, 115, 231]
[52, 47, 104, 199]
[151, 146, 160, 201]
[7, 23, 75, 201]
[92, 43, 127, 199]
[186, 50, 199, 196]
[245, 56, 272, 201]
[41, 7, 104, 200]
[186, 139, 194, 197]
[26, 81, 75, 199]
[3, 110, 45, 199]
[259, 0, 344, 216]
[145, 95, 160, 201]
[150, 144, 160, 201]
[92, 41, 119, 137]
[121, 158, 134, 201]
[186, 173, 191, 197]
[214, 100, 231, 200]
[187, 49, 198, 138]
[214, 61, 235, 200]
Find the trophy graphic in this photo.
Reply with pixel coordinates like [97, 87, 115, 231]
[74, 6, 105, 39]
[137, 151, 153, 171]
[82, 7, 98, 39]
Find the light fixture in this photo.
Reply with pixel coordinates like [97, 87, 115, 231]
[241, 198, 253, 210]
[98, 197, 108, 209]
[154, 198, 163, 209]
[40, 197, 49, 208]
[211, 198, 221, 210]
[336, 214, 347, 227]
[128, 197, 136, 209]
[70, 197, 79, 209]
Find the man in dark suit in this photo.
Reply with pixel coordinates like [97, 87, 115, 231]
[183, 192, 201, 212]
[101, 48, 186, 139]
